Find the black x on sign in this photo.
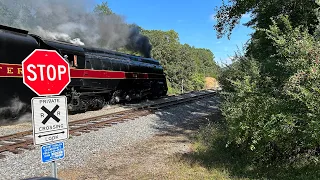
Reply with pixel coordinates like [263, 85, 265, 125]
[41, 105, 60, 125]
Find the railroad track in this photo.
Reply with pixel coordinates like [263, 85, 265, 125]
[0, 90, 216, 159]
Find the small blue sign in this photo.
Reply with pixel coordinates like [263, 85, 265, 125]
[41, 142, 65, 163]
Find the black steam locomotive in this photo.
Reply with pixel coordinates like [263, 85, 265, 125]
[0, 24, 168, 115]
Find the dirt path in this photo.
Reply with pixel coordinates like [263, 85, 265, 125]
[57, 115, 214, 180]
[58, 131, 192, 180]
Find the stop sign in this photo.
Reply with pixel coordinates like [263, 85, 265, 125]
[22, 49, 71, 96]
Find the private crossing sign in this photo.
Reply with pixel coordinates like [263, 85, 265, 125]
[31, 96, 69, 145]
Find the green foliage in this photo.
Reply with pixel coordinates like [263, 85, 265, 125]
[214, 0, 319, 87]
[191, 48, 219, 78]
[191, 73, 205, 90]
[141, 29, 220, 93]
[218, 13, 320, 165]
[191, 116, 320, 180]
[94, 1, 113, 15]
[214, 0, 319, 39]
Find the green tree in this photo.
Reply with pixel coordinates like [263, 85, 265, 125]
[142, 29, 220, 93]
[141, 29, 180, 93]
[214, 0, 319, 39]
[94, 1, 113, 15]
[215, 0, 319, 89]
[215, 0, 320, 164]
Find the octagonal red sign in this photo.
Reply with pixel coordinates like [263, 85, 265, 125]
[22, 49, 71, 96]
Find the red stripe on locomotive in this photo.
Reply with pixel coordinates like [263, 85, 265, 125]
[0, 63, 23, 77]
[0, 63, 164, 79]
[71, 69, 126, 79]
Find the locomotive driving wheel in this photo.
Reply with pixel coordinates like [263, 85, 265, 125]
[109, 90, 122, 105]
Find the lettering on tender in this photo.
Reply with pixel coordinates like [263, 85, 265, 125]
[18, 67, 22, 74]
[7, 67, 13, 74]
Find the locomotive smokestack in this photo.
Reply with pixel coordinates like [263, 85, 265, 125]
[126, 26, 152, 58]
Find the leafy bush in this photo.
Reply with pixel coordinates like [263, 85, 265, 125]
[220, 15, 320, 164]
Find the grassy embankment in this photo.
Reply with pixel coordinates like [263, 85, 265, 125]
[164, 113, 320, 180]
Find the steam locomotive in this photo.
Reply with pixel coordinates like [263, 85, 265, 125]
[0, 24, 168, 115]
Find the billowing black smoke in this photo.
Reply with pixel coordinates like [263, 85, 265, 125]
[126, 26, 152, 58]
[0, 0, 152, 57]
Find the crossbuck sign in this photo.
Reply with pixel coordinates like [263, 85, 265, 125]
[31, 96, 69, 145]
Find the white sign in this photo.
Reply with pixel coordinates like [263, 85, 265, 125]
[31, 96, 69, 145]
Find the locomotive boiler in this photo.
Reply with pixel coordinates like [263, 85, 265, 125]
[0, 24, 168, 117]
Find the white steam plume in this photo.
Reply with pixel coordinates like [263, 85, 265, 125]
[0, 97, 30, 125]
[35, 26, 85, 45]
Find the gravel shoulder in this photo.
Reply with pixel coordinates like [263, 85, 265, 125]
[0, 93, 219, 180]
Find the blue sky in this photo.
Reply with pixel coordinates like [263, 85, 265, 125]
[95, 0, 254, 66]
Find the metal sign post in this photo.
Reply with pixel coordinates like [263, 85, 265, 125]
[22, 49, 71, 179]
[52, 161, 57, 178]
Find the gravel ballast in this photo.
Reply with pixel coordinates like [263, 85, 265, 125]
[0, 95, 219, 180]
[0, 90, 212, 137]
